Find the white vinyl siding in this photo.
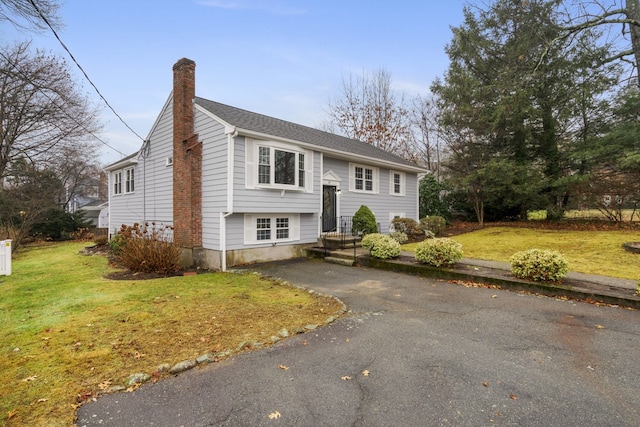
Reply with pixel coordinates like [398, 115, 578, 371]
[349, 163, 379, 194]
[244, 214, 300, 245]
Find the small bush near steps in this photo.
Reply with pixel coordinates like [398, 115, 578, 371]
[510, 249, 569, 282]
[352, 205, 378, 235]
[361, 233, 401, 259]
[414, 238, 463, 267]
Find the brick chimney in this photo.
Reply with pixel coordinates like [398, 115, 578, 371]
[172, 58, 202, 250]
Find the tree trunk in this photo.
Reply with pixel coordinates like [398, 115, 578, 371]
[627, 0, 640, 87]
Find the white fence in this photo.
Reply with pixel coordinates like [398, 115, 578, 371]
[0, 240, 12, 276]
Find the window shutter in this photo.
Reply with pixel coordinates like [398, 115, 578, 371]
[348, 163, 355, 191]
[291, 214, 300, 240]
[244, 214, 256, 244]
[373, 167, 380, 194]
[305, 152, 313, 193]
[245, 139, 256, 189]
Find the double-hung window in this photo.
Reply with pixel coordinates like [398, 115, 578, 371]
[349, 163, 379, 193]
[244, 214, 300, 245]
[113, 171, 122, 195]
[389, 171, 405, 196]
[249, 140, 310, 191]
[125, 168, 135, 193]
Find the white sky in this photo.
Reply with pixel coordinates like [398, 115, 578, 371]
[1, 0, 466, 165]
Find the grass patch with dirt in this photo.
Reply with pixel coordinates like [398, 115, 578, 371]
[0, 242, 343, 427]
[403, 226, 640, 280]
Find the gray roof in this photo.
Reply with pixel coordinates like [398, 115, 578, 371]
[195, 97, 422, 170]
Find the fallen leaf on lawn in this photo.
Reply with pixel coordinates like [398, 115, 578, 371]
[341, 375, 352, 381]
[22, 375, 38, 382]
[595, 325, 605, 329]
[36, 398, 48, 403]
[7, 409, 18, 420]
[41, 337, 50, 341]
[134, 351, 146, 359]
[98, 380, 112, 390]
[509, 394, 517, 400]
[278, 364, 289, 371]
[361, 370, 370, 377]
[482, 382, 488, 387]
[268, 411, 281, 419]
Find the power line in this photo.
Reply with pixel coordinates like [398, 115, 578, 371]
[28, 0, 146, 143]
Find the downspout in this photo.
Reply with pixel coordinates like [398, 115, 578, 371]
[221, 128, 238, 272]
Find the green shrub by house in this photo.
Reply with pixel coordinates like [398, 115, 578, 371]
[361, 233, 401, 259]
[389, 231, 408, 244]
[510, 249, 569, 282]
[414, 237, 463, 267]
[420, 216, 447, 236]
[352, 205, 378, 235]
[391, 217, 422, 238]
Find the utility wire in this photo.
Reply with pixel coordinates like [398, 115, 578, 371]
[29, 0, 146, 142]
[0, 49, 127, 157]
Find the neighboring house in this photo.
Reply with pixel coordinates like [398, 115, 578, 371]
[106, 58, 426, 270]
[77, 200, 109, 229]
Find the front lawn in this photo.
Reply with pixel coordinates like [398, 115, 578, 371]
[403, 227, 640, 280]
[0, 242, 343, 426]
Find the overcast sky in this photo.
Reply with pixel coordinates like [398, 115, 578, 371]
[1, 0, 466, 165]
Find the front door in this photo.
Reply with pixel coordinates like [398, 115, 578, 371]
[322, 185, 337, 232]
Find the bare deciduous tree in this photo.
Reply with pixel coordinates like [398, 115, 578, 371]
[0, 41, 101, 181]
[322, 69, 414, 159]
[0, 0, 60, 31]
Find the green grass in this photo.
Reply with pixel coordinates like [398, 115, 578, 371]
[1, 242, 342, 426]
[403, 227, 640, 280]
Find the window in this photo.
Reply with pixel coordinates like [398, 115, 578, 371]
[256, 218, 271, 241]
[247, 140, 311, 191]
[349, 163, 379, 193]
[244, 214, 300, 245]
[113, 171, 122, 195]
[389, 171, 405, 196]
[125, 168, 135, 193]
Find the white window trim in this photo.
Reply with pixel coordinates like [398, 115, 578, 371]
[389, 170, 406, 196]
[348, 163, 379, 194]
[244, 214, 301, 245]
[124, 167, 135, 194]
[113, 171, 123, 196]
[245, 139, 313, 193]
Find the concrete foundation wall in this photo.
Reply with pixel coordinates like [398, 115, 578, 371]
[181, 243, 314, 270]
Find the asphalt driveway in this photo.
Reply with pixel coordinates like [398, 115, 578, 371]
[78, 258, 640, 426]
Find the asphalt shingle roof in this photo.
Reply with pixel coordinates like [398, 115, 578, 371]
[195, 97, 421, 170]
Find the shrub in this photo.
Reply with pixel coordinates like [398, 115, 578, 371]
[414, 238, 463, 267]
[114, 223, 182, 275]
[391, 217, 421, 236]
[419, 216, 447, 236]
[423, 230, 435, 239]
[352, 205, 378, 235]
[509, 249, 569, 282]
[94, 235, 109, 246]
[389, 231, 408, 244]
[361, 233, 401, 259]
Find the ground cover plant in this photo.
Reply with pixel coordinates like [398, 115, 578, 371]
[0, 242, 343, 426]
[403, 224, 640, 280]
